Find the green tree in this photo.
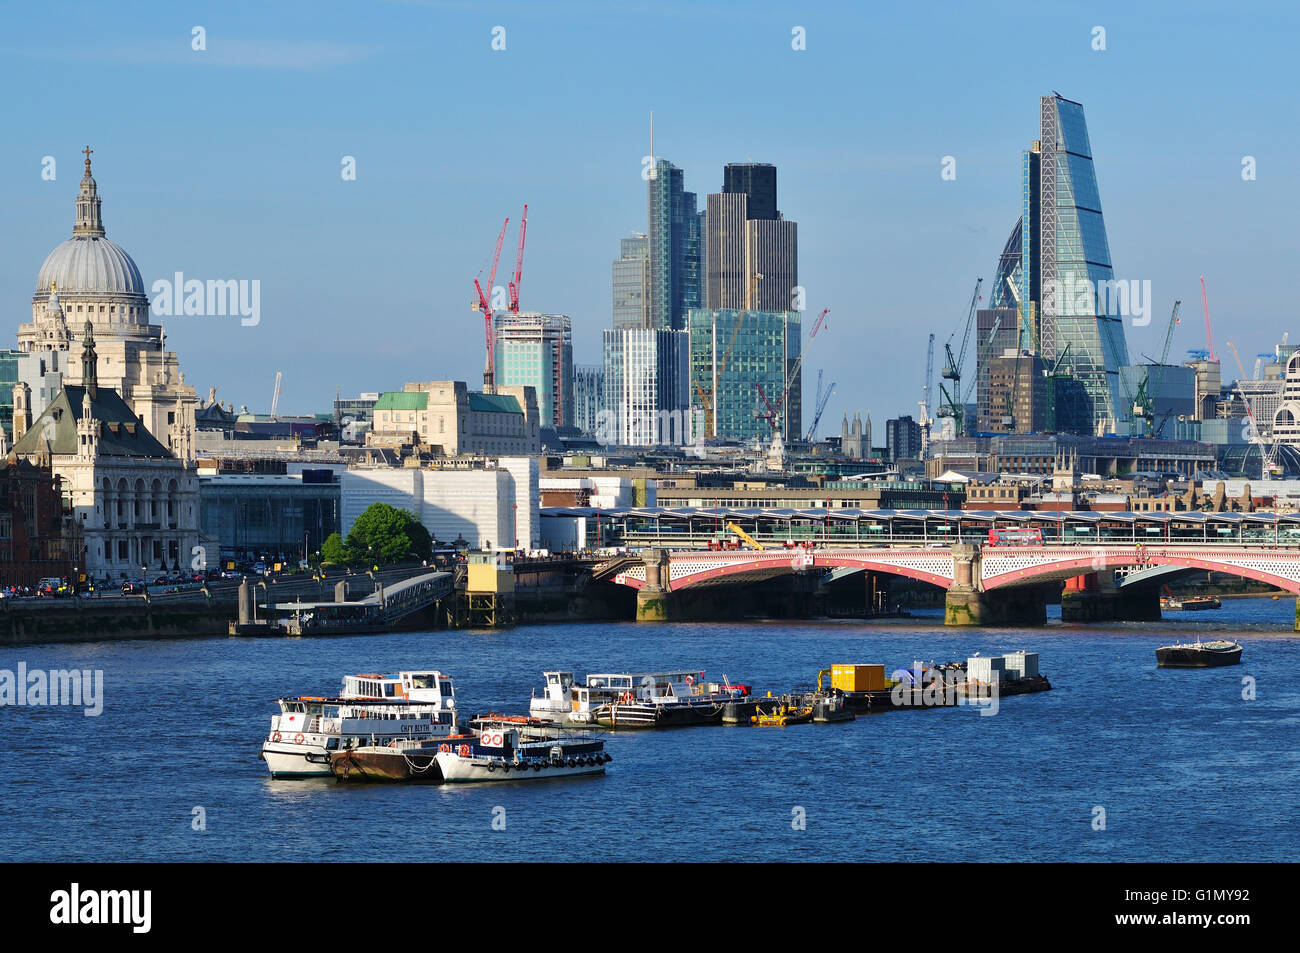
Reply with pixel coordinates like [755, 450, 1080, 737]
[321, 532, 352, 566]
[344, 503, 433, 565]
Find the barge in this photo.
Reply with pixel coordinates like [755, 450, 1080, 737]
[1156, 638, 1242, 668]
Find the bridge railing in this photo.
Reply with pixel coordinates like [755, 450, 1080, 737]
[618, 525, 1300, 550]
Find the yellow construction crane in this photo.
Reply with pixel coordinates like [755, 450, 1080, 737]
[725, 521, 765, 550]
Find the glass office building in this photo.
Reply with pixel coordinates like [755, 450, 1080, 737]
[647, 158, 701, 330]
[989, 94, 1130, 435]
[612, 233, 650, 330]
[601, 329, 690, 446]
[573, 363, 605, 436]
[687, 308, 800, 444]
[493, 312, 574, 429]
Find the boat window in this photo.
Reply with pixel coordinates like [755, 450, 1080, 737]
[325, 738, 339, 750]
[410, 674, 437, 689]
[383, 683, 396, 697]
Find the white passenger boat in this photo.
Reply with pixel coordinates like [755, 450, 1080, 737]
[529, 670, 748, 729]
[260, 670, 459, 778]
[434, 723, 609, 783]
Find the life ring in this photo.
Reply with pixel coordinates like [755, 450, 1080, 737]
[458, 744, 470, 757]
[272, 731, 282, 743]
[293, 733, 305, 745]
[438, 744, 450, 754]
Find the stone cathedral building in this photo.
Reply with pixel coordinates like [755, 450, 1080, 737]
[9, 325, 199, 580]
[16, 148, 197, 458]
[6, 148, 200, 581]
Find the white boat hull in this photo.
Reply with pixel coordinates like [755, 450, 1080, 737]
[262, 741, 333, 778]
[435, 752, 606, 783]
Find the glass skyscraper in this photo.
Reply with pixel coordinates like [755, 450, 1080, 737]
[990, 93, 1130, 435]
[611, 233, 649, 330]
[647, 158, 701, 330]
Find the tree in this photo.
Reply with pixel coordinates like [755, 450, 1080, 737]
[321, 532, 352, 566]
[344, 503, 433, 565]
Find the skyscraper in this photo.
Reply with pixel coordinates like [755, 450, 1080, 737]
[695, 162, 801, 441]
[647, 158, 701, 330]
[611, 233, 649, 330]
[988, 94, 1130, 435]
[493, 312, 574, 429]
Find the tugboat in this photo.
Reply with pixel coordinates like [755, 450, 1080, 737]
[751, 697, 814, 726]
[1156, 638, 1242, 668]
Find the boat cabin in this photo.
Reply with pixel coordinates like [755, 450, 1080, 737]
[342, 671, 457, 709]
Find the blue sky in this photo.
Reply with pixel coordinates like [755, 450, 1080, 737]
[1, 1, 1296, 427]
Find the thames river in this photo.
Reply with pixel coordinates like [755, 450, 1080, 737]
[3, 596, 1297, 862]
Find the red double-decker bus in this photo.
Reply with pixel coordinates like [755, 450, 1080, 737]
[987, 527, 1044, 546]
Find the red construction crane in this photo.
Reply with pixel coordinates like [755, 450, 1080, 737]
[1199, 275, 1217, 361]
[472, 218, 509, 390]
[508, 204, 528, 313]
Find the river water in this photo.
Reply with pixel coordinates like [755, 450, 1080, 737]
[2, 596, 1297, 862]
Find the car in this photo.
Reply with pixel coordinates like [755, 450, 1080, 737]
[122, 580, 145, 594]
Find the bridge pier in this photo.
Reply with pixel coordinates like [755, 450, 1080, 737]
[945, 544, 1049, 626]
[945, 587, 1050, 626]
[635, 549, 675, 622]
[1060, 573, 1160, 622]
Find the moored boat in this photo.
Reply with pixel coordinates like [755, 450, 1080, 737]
[260, 670, 460, 778]
[530, 669, 748, 728]
[1156, 639, 1242, 668]
[751, 699, 814, 726]
[589, 671, 747, 729]
[434, 725, 610, 783]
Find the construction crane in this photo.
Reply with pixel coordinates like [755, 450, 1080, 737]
[1131, 300, 1181, 437]
[724, 521, 766, 550]
[269, 370, 282, 420]
[508, 204, 529, 313]
[472, 217, 509, 393]
[918, 333, 935, 458]
[758, 308, 829, 434]
[1226, 340, 1282, 477]
[937, 279, 983, 435]
[805, 372, 836, 442]
[1199, 275, 1216, 362]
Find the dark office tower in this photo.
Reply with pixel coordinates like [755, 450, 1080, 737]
[705, 164, 798, 312]
[724, 162, 778, 221]
[647, 158, 701, 331]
